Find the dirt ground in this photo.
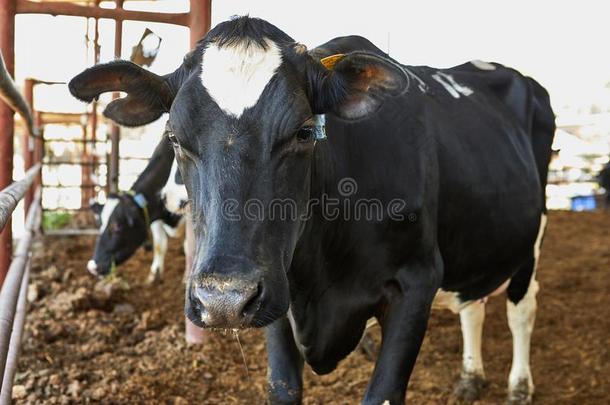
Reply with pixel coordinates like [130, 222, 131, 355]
[12, 210, 610, 404]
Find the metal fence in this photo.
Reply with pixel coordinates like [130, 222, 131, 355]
[0, 185, 41, 404]
[0, 45, 42, 404]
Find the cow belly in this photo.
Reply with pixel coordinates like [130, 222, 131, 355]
[433, 279, 510, 313]
[438, 186, 540, 298]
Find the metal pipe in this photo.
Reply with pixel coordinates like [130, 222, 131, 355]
[16, 0, 190, 26]
[0, 187, 41, 391]
[15, 111, 87, 126]
[42, 161, 101, 166]
[38, 138, 104, 144]
[189, 0, 211, 48]
[0, 265, 29, 405]
[88, 2, 100, 206]
[33, 121, 43, 205]
[23, 78, 35, 213]
[81, 124, 90, 208]
[0, 0, 16, 291]
[0, 163, 41, 234]
[0, 53, 37, 138]
[108, 0, 124, 194]
[184, 0, 212, 345]
[42, 184, 97, 189]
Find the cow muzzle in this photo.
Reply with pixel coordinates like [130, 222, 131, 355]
[187, 276, 263, 329]
[87, 260, 100, 276]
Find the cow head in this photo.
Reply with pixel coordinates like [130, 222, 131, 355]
[87, 194, 149, 277]
[89, 200, 105, 227]
[70, 17, 408, 328]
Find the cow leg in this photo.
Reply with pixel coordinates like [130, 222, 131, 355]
[453, 300, 487, 403]
[147, 220, 168, 284]
[505, 213, 546, 404]
[265, 317, 304, 405]
[363, 261, 441, 405]
[506, 272, 539, 404]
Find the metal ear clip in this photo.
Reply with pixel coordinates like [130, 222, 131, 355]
[313, 114, 326, 140]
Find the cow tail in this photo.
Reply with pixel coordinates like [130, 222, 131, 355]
[526, 77, 556, 213]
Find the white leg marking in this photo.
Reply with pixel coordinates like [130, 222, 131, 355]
[506, 277, 538, 397]
[506, 213, 546, 400]
[200, 38, 282, 117]
[149, 220, 168, 280]
[459, 300, 486, 376]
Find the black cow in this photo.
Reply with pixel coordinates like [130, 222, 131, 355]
[598, 162, 610, 208]
[69, 17, 555, 405]
[88, 134, 183, 284]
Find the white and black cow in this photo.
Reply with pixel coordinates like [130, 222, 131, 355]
[88, 134, 184, 284]
[161, 152, 189, 214]
[69, 17, 555, 405]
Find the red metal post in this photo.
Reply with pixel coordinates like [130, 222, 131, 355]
[81, 124, 91, 207]
[89, 1, 100, 202]
[108, 0, 124, 194]
[22, 78, 34, 212]
[189, 0, 211, 47]
[184, 0, 211, 344]
[16, 0, 190, 26]
[0, 0, 16, 287]
[33, 111, 42, 195]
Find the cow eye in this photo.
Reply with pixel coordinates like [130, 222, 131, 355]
[296, 126, 314, 143]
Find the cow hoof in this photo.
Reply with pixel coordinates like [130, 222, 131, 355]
[506, 379, 533, 405]
[453, 372, 487, 403]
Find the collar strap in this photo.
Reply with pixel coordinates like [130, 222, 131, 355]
[313, 114, 326, 140]
[123, 190, 152, 241]
[132, 193, 148, 209]
[125, 190, 148, 209]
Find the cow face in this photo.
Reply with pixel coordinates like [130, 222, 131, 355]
[87, 195, 148, 277]
[90, 201, 105, 227]
[70, 17, 408, 328]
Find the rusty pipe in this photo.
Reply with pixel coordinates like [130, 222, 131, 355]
[0, 52, 37, 137]
[0, 187, 40, 392]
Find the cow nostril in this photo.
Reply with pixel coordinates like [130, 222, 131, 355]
[241, 283, 263, 319]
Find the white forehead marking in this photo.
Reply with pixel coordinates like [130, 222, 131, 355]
[200, 38, 282, 117]
[471, 59, 496, 70]
[100, 198, 120, 233]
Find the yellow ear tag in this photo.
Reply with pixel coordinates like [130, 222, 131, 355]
[320, 54, 345, 70]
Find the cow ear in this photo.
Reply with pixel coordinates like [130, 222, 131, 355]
[311, 52, 408, 120]
[69, 60, 175, 127]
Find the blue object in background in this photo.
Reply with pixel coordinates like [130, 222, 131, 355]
[570, 195, 597, 211]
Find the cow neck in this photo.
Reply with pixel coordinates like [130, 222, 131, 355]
[290, 137, 343, 290]
[129, 135, 175, 222]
